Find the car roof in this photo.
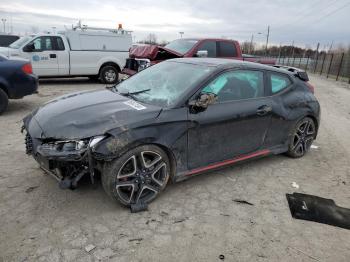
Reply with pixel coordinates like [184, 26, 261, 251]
[168, 58, 293, 75]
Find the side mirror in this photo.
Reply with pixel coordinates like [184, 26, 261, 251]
[189, 92, 217, 112]
[195, 50, 208, 58]
[23, 43, 35, 52]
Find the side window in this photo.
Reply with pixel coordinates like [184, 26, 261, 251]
[44, 37, 52, 50]
[270, 73, 292, 94]
[29, 37, 53, 51]
[32, 38, 42, 50]
[203, 70, 264, 102]
[53, 37, 65, 50]
[218, 41, 237, 57]
[196, 41, 216, 57]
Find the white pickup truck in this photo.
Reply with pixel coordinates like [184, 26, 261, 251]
[0, 27, 132, 84]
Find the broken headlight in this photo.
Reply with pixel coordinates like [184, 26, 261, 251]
[89, 136, 105, 149]
[49, 140, 88, 152]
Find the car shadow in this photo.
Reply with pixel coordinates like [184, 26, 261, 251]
[39, 77, 102, 85]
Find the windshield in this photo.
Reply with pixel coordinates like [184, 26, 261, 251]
[116, 61, 214, 107]
[9, 36, 33, 49]
[164, 39, 198, 55]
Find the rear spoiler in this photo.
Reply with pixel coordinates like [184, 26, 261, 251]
[272, 65, 309, 82]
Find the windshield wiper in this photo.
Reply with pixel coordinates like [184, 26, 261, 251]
[120, 89, 151, 95]
[119, 89, 151, 101]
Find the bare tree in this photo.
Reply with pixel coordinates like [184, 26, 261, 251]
[141, 33, 158, 45]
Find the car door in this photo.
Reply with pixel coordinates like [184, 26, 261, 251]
[52, 36, 69, 75]
[22, 36, 59, 76]
[187, 69, 273, 169]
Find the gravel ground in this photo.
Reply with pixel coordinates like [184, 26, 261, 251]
[0, 75, 349, 262]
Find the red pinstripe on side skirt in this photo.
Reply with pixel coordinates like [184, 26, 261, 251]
[186, 149, 271, 176]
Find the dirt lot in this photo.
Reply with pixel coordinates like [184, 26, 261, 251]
[0, 75, 349, 262]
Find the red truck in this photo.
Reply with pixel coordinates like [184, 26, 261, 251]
[122, 38, 276, 75]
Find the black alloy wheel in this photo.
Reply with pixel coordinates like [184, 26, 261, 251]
[102, 145, 170, 206]
[287, 117, 316, 158]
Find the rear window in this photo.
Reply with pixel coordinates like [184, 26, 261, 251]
[218, 41, 237, 57]
[270, 73, 292, 93]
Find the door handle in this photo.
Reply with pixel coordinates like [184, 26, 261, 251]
[50, 54, 57, 58]
[256, 105, 272, 116]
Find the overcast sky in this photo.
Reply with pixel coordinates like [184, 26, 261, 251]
[0, 0, 349, 49]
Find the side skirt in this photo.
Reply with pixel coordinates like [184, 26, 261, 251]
[174, 147, 284, 183]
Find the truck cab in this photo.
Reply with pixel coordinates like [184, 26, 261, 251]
[123, 38, 243, 75]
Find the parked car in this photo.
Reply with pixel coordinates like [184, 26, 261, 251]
[123, 38, 276, 76]
[0, 34, 20, 47]
[23, 58, 319, 207]
[123, 38, 242, 75]
[0, 54, 38, 114]
[0, 25, 132, 84]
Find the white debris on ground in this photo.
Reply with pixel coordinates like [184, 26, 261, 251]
[84, 244, 96, 253]
[291, 182, 300, 189]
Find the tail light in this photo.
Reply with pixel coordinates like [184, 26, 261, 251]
[22, 63, 33, 74]
[306, 82, 315, 94]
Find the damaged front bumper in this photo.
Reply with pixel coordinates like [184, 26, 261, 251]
[24, 131, 106, 189]
[122, 58, 151, 75]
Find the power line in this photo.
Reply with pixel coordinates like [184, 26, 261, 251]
[310, 1, 350, 23]
[274, 0, 340, 30]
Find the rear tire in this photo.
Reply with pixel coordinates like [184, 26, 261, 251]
[99, 65, 119, 84]
[287, 117, 316, 158]
[102, 145, 171, 207]
[0, 88, 9, 115]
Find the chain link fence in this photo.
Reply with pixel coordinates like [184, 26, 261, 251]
[261, 52, 350, 83]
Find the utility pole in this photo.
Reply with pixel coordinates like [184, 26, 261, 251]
[1, 18, 6, 33]
[249, 34, 254, 54]
[265, 25, 270, 56]
[315, 42, 320, 59]
[278, 42, 282, 59]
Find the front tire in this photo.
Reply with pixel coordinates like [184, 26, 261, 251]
[102, 145, 171, 207]
[0, 88, 9, 115]
[100, 65, 119, 84]
[287, 117, 316, 158]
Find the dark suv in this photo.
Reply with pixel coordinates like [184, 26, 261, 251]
[0, 35, 20, 47]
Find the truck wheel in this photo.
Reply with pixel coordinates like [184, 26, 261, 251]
[0, 88, 9, 115]
[100, 65, 119, 84]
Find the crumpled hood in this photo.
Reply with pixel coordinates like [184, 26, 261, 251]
[129, 45, 182, 60]
[25, 89, 162, 140]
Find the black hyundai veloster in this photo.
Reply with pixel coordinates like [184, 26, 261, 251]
[23, 58, 320, 207]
